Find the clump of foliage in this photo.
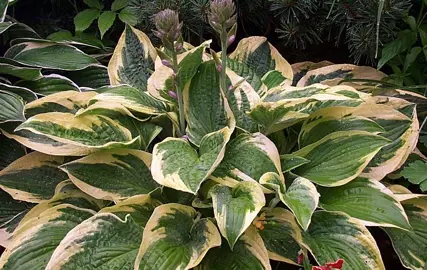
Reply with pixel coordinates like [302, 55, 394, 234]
[0, 1, 427, 270]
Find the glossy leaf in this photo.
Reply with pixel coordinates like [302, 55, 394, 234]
[15, 74, 80, 96]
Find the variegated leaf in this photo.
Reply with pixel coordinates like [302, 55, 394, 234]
[152, 127, 231, 194]
[210, 182, 265, 249]
[211, 133, 283, 190]
[100, 194, 162, 227]
[229, 36, 293, 95]
[260, 173, 319, 230]
[0, 189, 34, 234]
[16, 74, 80, 96]
[184, 60, 235, 146]
[383, 198, 427, 270]
[293, 131, 390, 187]
[302, 211, 385, 270]
[62, 64, 109, 89]
[15, 112, 139, 156]
[0, 151, 68, 202]
[0, 91, 25, 123]
[291, 61, 333, 86]
[108, 25, 156, 91]
[24, 91, 96, 118]
[46, 213, 142, 270]
[0, 204, 95, 270]
[61, 149, 158, 202]
[280, 154, 310, 172]
[0, 83, 37, 102]
[318, 177, 410, 229]
[135, 203, 221, 270]
[256, 208, 303, 265]
[296, 64, 385, 88]
[195, 226, 271, 270]
[0, 134, 26, 170]
[4, 42, 98, 70]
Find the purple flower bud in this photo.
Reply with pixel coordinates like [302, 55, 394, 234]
[153, 9, 182, 43]
[229, 85, 233, 90]
[168, 90, 177, 99]
[182, 135, 189, 140]
[216, 65, 223, 72]
[176, 43, 183, 51]
[162, 59, 171, 67]
[208, 0, 236, 32]
[227, 35, 235, 46]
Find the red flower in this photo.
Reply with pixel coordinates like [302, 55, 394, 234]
[297, 252, 304, 265]
[312, 259, 345, 270]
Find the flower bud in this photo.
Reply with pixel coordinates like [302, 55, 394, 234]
[162, 59, 171, 67]
[168, 90, 177, 99]
[208, 0, 236, 32]
[182, 135, 189, 140]
[154, 9, 182, 45]
[216, 65, 223, 73]
[175, 42, 183, 52]
[227, 35, 235, 46]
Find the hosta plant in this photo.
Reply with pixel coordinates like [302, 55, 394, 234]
[0, 1, 427, 270]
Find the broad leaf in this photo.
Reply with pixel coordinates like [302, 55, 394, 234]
[152, 127, 231, 194]
[62, 64, 109, 89]
[210, 182, 265, 249]
[384, 198, 427, 270]
[0, 83, 37, 102]
[61, 149, 159, 202]
[15, 112, 139, 156]
[0, 91, 25, 123]
[293, 131, 390, 186]
[0, 189, 34, 234]
[74, 9, 100, 33]
[46, 213, 142, 269]
[212, 133, 283, 189]
[401, 161, 427, 192]
[0, 205, 95, 270]
[108, 25, 156, 91]
[0, 62, 42, 80]
[135, 203, 221, 270]
[302, 211, 385, 270]
[5, 42, 98, 70]
[280, 154, 310, 172]
[195, 226, 271, 270]
[0, 152, 68, 202]
[98, 11, 116, 39]
[15, 74, 80, 96]
[184, 60, 234, 146]
[257, 208, 303, 265]
[0, 133, 26, 171]
[378, 29, 418, 69]
[100, 194, 161, 227]
[318, 177, 411, 229]
[260, 173, 319, 230]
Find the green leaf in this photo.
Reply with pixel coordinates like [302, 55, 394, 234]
[0, 152, 68, 203]
[0, 91, 25, 123]
[404, 46, 422, 72]
[318, 177, 411, 229]
[0, 134, 26, 170]
[302, 211, 385, 270]
[0, 22, 15, 34]
[15, 112, 139, 156]
[212, 133, 283, 189]
[111, 0, 129, 11]
[46, 213, 142, 269]
[378, 30, 418, 69]
[74, 9, 101, 33]
[257, 208, 303, 265]
[0, 83, 37, 102]
[211, 182, 265, 249]
[293, 131, 389, 187]
[151, 127, 231, 194]
[118, 6, 137, 25]
[0, 62, 42, 80]
[0, 189, 34, 233]
[61, 149, 159, 202]
[260, 173, 319, 230]
[98, 11, 116, 39]
[83, 0, 104, 10]
[63, 64, 109, 89]
[383, 199, 427, 270]
[402, 160, 427, 192]
[100, 194, 161, 227]
[15, 74, 79, 96]
[5, 42, 98, 70]
[195, 226, 271, 270]
[0, 0, 8, 22]
[184, 60, 233, 146]
[135, 203, 221, 269]
[420, 29, 427, 47]
[109, 25, 156, 91]
[262, 70, 286, 89]
[280, 154, 310, 172]
[0, 205, 95, 270]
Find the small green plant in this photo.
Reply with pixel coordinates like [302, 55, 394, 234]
[0, 1, 426, 270]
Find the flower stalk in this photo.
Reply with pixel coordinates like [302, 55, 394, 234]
[209, 0, 237, 93]
[154, 9, 186, 136]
